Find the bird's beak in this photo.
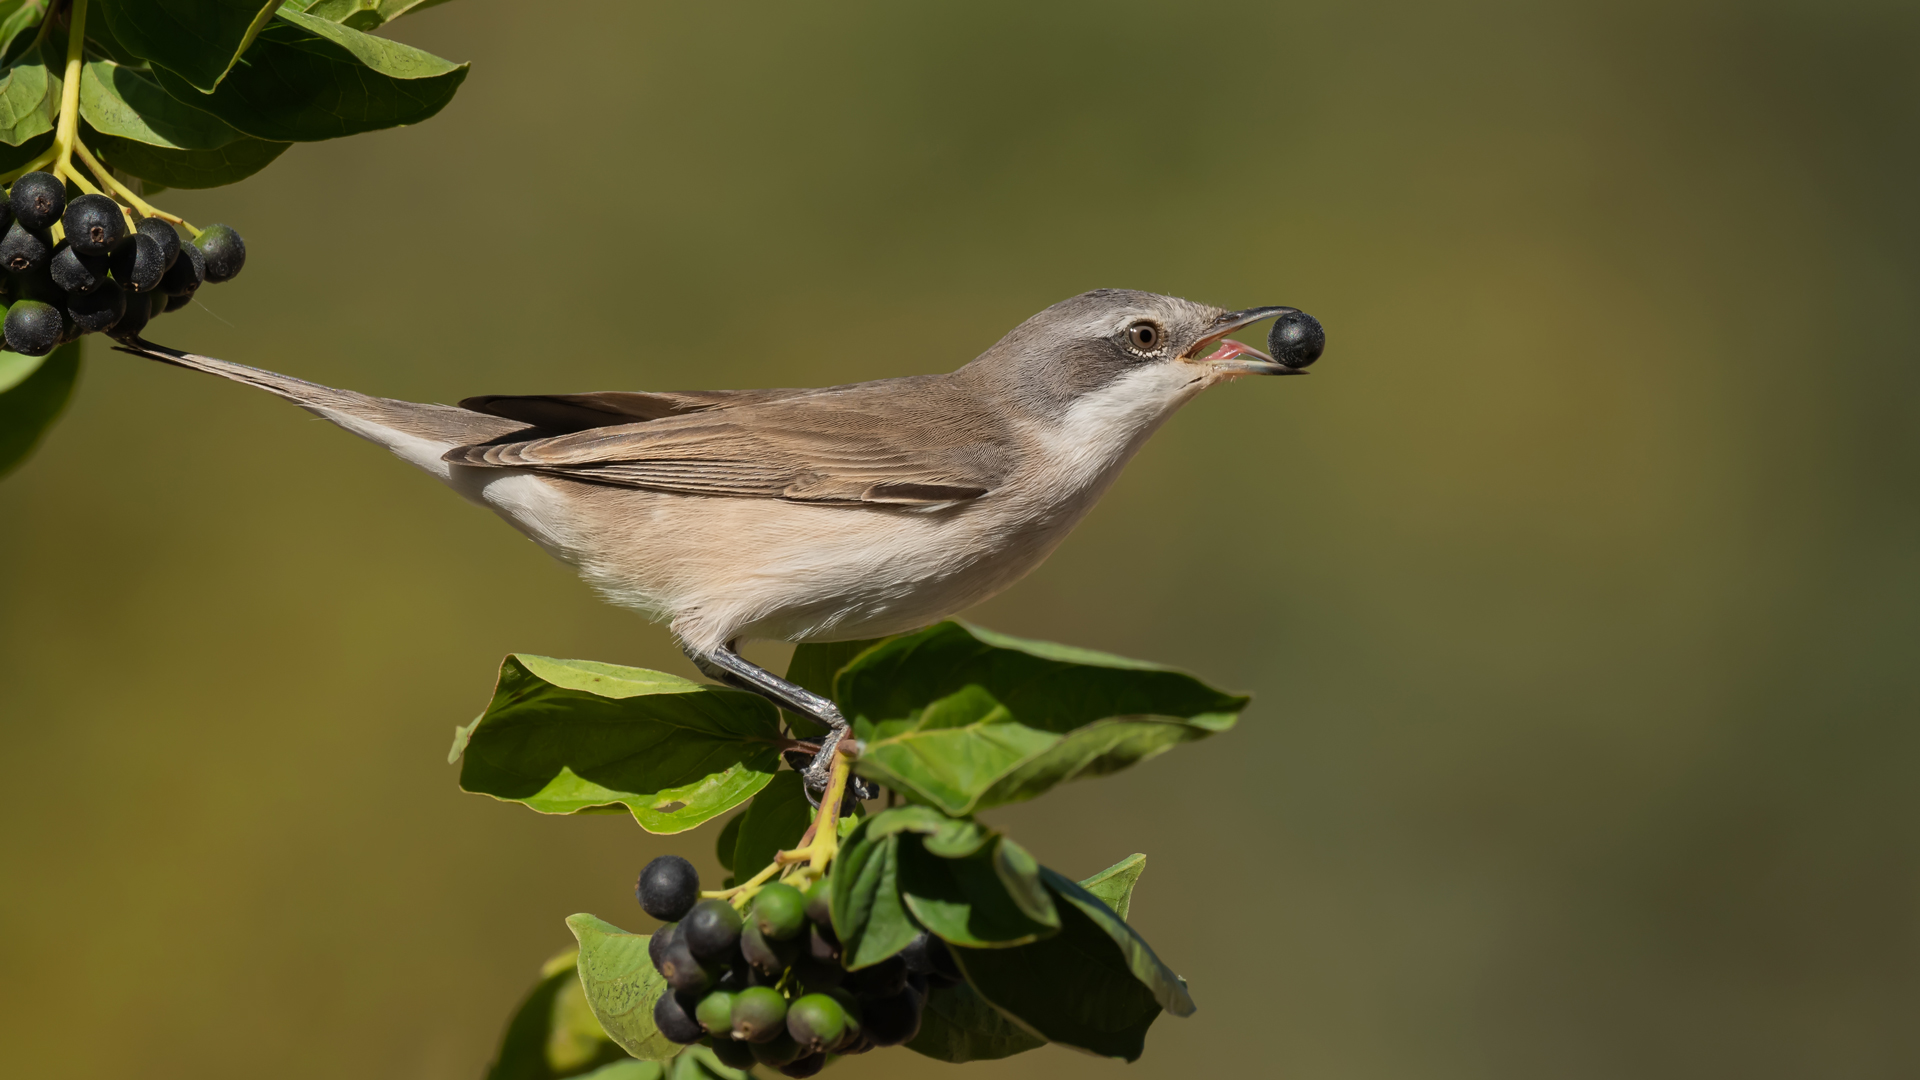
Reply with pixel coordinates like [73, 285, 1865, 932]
[1182, 305, 1305, 377]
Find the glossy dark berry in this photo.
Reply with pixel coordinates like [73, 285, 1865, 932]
[1268, 310, 1325, 369]
[681, 898, 743, 962]
[648, 922, 678, 975]
[752, 882, 808, 942]
[785, 993, 848, 1054]
[68, 279, 125, 333]
[750, 1031, 806, 1068]
[740, 921, 799, 977]
[3, 299, 61, 356]
[728, 985, 787, 1043]
[135, 218, 180, 272]
[859, 986, 924, 1046]
[196, 224, 245, 283]
[159, 241, 204, 297]
[658, 933, 714, 998]
[163, 292, 193, 313]
[707, 1038, 757, 1069]
[63, 194, 127, 257]
[110, 232, 167, 293]
[637, 855, 701, 921]
[653, 990, 705, 1045]
[109, 287, 154, 341]
[803, 877, 832, 926]
[777, 1052, 827, 1078]
[843, 954, 907, 998]
[1, 220, 50, 273]
[49, 243, 108, 294]
[9, 172, 64, 230]
[694, 990, 736, 1036]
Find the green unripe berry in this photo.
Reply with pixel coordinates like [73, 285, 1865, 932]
[785, 993, 848, 1053]
[752, 882, 808, 941]
[740, 920, 799, 977]
[803, 876, 832, 926]
[694, 990, 736, 1036]
[728, 985, 787, 1043]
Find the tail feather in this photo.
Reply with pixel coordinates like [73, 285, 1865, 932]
[114, 339, 537, 474]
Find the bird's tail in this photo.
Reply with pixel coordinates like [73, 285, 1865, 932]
[113, 338, 535, 478]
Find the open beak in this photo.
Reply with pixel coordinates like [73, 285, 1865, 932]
[1182, 305, 1305, 377]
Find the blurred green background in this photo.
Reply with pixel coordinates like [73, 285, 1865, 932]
[5, 0, 1918, 1076]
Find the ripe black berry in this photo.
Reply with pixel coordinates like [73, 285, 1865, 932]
[708, 1038, 757, 1069]
[196, 224, 245, 283]
[728, 985, 788, 1043]
[636, 855, 701, 921]
[657, 933, 714, 998]
[785, 993, 848, 1054]
[63, 194, 127, 257]
[68, 279, 126, 333]
[163, 292, 193, 313]
[9, 172, 64, 230]
[681, 898, 743, 963]
[778, 1052, 827, 1078]
[750, 1031, 805, 1068]
[647, 922, 677, 974]
[50, 244, 107, 294]
[843, 954, 907, 998]
[109, 288, 154, 341]
[859, 986, 925, 1046]
[3, 299, 61, 356]
[752, 882, 807, 942]
[652, 990, 705, 1045]
[1, 220, 50, 273]
[740, 921, 799, 977]
[110, 232, 167, 293]
[159, 241, 204, 297]
[1269, 310, 1325, 369]
[135, 218, 180, 272]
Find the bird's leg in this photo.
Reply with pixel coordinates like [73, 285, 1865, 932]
[686, 641, 849, 794]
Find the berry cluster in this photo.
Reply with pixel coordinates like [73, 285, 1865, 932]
[637, 855, 961, 1077]
[0, 171, 245, 356]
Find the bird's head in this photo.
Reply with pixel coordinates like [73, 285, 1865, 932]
[968, 288, 1322, 419]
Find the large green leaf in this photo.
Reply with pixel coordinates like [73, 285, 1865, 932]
[839, 622, 1248, 815]
[0, 340, 79, 480]
[484, 948, 628, 1080]
[572, 1064, 662, 1080]
[292, 0, 458, 31]
[96, 0, 279, 92]
[0, 128, 48, 170]
[0, 40, 55, 145]
[566, 915, 677, 1063]
[829, 819, 917, 970]
[81, 58, 246, 148]
[899, 836, 1058, 949]
[150, 11, 467, 142]
[666, 1045, 750, 1080]
[89, 128, 289, 188]
[0, 1, 42, 63]
[451, 654, 785, 834]
[906, 981, 1046, 1063]
[727, 769, 811, 881]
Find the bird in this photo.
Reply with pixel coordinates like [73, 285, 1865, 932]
[115, 288, 1318, 793]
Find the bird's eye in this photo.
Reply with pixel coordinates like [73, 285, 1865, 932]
[1127, 322, 1161, 352]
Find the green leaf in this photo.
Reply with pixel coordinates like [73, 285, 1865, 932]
[0, 339, 79, 480]
[149, 12, 467, 142]
[728, 769, 811, 881]
[905, 981, 1046, 1063]
[571, 1063, 663, 1080]
[0, 1, 42, 62]
[782, 638, 879, 738]
[566, 914, 677, 1063]
[89, 128, 289, 188]
[667, 1045, 751, 1080]
[453, 654, 785, 834]
[0, 128, 48, 170]
[829, 818, 918, 970]
[81, 58, 247, 148]
[841, 621, 1248, 816]
[899, 836, 1058, 949]
[0, 42, 56, 145]
[96, 0, 279, 92]
[483, 948, 628, 1080]
[1077, 853, 1147, 921]
[712, 812, 741, 875]
[293, 0, 456, 30]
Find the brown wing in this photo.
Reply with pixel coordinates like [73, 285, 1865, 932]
[459, 388, 815, 432]
[444, 377, 1009, 505]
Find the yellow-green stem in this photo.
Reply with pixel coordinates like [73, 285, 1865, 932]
[52, 0, 85, 178]
[698, 748, 858, 907]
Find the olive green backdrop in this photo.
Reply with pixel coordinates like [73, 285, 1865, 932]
[4, 1, 1916, 1077]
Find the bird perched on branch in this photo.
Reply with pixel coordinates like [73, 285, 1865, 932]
[117, 289, 1321, 794]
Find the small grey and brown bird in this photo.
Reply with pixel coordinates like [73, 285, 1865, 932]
[116, 289, 1321, 791]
